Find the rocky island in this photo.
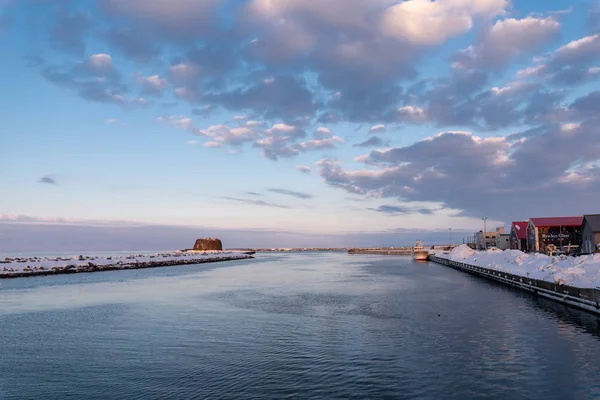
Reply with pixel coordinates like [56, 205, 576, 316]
[192, 238, 223, 251]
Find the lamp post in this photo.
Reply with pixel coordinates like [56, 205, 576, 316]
[449, 228, 452, 247]
[482, 217, 488, 249]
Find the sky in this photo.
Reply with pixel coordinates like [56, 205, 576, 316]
[2, 0, 600, 250]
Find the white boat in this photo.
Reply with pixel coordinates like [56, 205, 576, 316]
[411, 240, 429, 261]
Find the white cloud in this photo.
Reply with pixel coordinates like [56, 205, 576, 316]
[515, 65, 547, 79]
[157, 115, 210, 136]
[319, 114, 600, 221]
[169, 63, 197, 76]
[454, 17, 560, 69]
[168, 117, 345, 160]
[397, 106, 427, 123]
[490, 81, 529, 96]
[255, 136, 300, 160]
[137, 74, 168, 93]
[556, 33, 600, 55]
[506, 31, 600, 87]
[266, 123, 303, 137]
[369, 124, 386, 133]
[246, 0, 372, 29]
[560, 122, 580, 133]
[212, 125, 259, 146]
[314, 127, 332, 139]
[380, 0, 507, 46]
[296, 136, 344, 151]
[296, 165, 311, 174]
[112, 95, 148, 107]
[549, 33, 600, 71]
[157, 115, 195, 130]
[168, 62, 201, 88]
[88, 53, 113, 71]
[174, 87, 199, 102]
[105, 118, 125, 125]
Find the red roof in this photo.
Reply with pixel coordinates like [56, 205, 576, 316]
[529, 216, 583, 228]
[511, 221, 528, 239]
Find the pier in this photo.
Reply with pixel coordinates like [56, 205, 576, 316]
[429, 255, 600, 316]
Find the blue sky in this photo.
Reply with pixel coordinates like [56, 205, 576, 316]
[2, 0, 600, 249]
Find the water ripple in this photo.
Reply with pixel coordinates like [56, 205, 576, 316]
[1, 253, 599, 399]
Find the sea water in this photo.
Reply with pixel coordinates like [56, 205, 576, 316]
[1, 252, 599, 399]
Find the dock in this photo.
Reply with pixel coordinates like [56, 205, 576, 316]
[429, 255, 600, 316]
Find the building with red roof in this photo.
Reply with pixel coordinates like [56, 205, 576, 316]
[526, 216, 583, 253]
[509, 221, 528, 250]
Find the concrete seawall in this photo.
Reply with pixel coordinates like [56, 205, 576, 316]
[429, 255, 600, 316]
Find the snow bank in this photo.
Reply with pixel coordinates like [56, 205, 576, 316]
[449, 245, 476, 259]
[441, 245, 600, 289]
[1, 251, 250, 277]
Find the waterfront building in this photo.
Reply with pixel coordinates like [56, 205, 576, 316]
[582, 214, 600, 253]
[526, 217, 583, 253]
[496, 233, 510, 250]
[510, 221, 528, 250]
[475, 227, 505, 250]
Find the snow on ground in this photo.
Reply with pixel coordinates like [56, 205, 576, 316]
[436, 245, 600, 289]
[1, 251, 249, 276]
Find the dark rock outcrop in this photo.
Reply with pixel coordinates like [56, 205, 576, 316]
[193, 238, 223, 251]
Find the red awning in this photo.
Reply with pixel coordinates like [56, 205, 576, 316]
[529, 216, 583, 228]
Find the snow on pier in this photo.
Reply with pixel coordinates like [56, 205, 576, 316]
[436, 245, 600, 289]
[1, 251, 253, 278]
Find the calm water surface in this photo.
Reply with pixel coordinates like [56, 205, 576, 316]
[1, 252, 600, 399]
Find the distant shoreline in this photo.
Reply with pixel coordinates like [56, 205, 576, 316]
[229, 246, 451, 253]
[228, 247, 410, 252]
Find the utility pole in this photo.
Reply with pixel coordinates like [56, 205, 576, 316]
[449, 228, 452, 247]
[482, 217, 488, 249]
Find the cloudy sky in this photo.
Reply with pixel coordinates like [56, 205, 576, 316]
[2, 0, 600, 250]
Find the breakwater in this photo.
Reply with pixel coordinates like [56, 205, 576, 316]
[232, 248, 350, 252]
[429, 255, 600, 316]
[348, 248, 412, 255]
[0, 255, 253, 279]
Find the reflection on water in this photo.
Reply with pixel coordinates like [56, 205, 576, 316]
[532, 296, 600, 338]
[1, 252, 599, 400]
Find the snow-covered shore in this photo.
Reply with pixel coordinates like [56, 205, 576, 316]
[436, 245, 600, 289]
[1, 251, 253, 278]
